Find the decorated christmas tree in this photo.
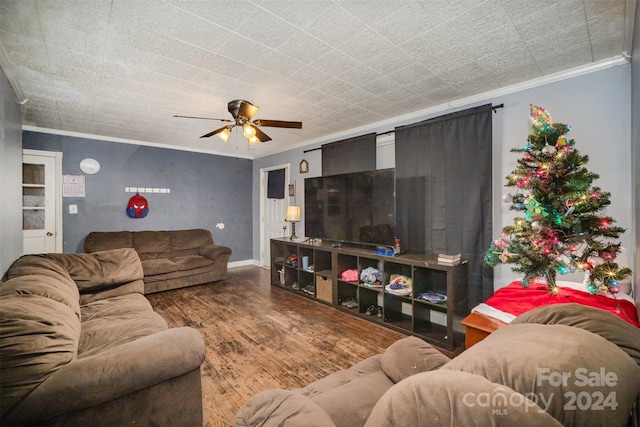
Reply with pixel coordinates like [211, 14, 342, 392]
[485, 105, 631, 295]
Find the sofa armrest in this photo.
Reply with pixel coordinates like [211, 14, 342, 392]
[199, 243, 232, 260]
[5, 327, 205, 423]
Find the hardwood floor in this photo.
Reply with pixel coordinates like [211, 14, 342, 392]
[146, 266, 407, 427]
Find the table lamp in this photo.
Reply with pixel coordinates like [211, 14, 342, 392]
[285, 206, 301, 240]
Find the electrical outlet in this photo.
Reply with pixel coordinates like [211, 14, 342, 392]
[69, 204, 78, 214]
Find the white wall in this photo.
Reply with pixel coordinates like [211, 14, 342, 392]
[491, 65, 632, 288]
[0, 68, 24, 275]
[253, 64, 634, 294]
[632, 0, 640, 309]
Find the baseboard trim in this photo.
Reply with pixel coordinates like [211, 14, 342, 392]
[228, 259, 258, 269]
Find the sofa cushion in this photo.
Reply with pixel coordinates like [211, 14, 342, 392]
[365, 370, 562, 427]
[46, 249, 143, 295]
[289, 354, 393, 427]
[4, 254, 72, 282]
[84, 231, 133, 252]
[142, 256, 213, 276]
[1, 255, 80, 317]
[142, 259, 179, 276]
[169, 229, 213, 251]
[173, 255, 213, 271]
[310, 370, 393, 427]
[298, 354, 383, 398]
[79, 293, 167, 357]
[381, 336, 450, 383]
[236, 390, 336, 427]
[442, 323, 640, 427]
[511, 303, 640, 366]
[0, 293, 81, 418]
[133, 230, 171, 255]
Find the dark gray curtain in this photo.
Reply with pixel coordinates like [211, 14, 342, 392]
[395, 104, 493, 309]
[322, 133, 376, 176]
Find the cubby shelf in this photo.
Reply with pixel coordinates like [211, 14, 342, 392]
[270, 238, 468, 350]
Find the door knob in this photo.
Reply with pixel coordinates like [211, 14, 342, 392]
[46, 232, 54, 236]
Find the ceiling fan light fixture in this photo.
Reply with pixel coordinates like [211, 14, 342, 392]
[217, 127, 232, 143]
[176, 99, 301, 146]
[243, 123, 256, 138]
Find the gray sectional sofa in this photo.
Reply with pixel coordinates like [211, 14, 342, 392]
[84, 228, 231, 294]
[0, 248, 206, 426]
[237, 304, 640, 427]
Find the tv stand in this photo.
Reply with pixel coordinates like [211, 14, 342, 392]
[270, 238, 468, 350]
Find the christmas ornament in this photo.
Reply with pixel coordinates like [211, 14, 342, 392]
[524, 197, 549, 221]
[485, 249, 498, 265]
[564, 202, 575, 217]
[556, 135, 568, 147]
[552, 211, 563, 225]
[502, 192, 513, 203]
[541, 145, 557, 155]
[530, 104, 553, 131]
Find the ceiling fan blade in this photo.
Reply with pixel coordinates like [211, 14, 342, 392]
[200, 125, 232, 139]
[253, 119, 302, 129]
[251, 125, 272, 143]
[237, 100, 259, 121]
[174, 115, 234, 122]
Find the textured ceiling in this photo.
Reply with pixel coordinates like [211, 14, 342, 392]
[0, 0, 632, 159]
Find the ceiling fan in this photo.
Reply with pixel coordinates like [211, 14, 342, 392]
[174, 99, 302, 144]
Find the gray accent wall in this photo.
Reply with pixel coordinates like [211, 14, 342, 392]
[0, 68, 23, 276]
[22, 132, 252, 261]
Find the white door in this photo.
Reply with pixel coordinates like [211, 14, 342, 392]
[260, 165, 289, 267]
[22, 150, 62, 254]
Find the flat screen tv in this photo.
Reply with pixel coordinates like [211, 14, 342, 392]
[304, 168, 395, 246]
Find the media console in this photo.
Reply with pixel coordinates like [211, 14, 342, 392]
[270, 238, 468, 350]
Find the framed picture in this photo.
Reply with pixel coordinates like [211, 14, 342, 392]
[288, 184, 295, 197]
[299, 159, 309, 174]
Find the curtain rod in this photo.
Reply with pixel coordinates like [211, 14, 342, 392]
[303, 103, 504, 152]
[378, 103, 504, 136]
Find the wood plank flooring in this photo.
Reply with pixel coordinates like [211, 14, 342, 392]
[146, 266, 408, 427]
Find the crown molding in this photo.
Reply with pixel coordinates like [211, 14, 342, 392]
[21, 126, 254, 159]
[0, 41, 28, 105]
[623, 0, 637, 60]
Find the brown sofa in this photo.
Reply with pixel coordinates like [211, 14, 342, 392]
[237, 304, 640, 427]
[0, 248, 206, 426]
[84, 228, 232, 294]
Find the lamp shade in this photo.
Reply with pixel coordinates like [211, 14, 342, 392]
[217, 127, 232, 143]
[243, 123, 256, 138]
[285, 205, 301, 222]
